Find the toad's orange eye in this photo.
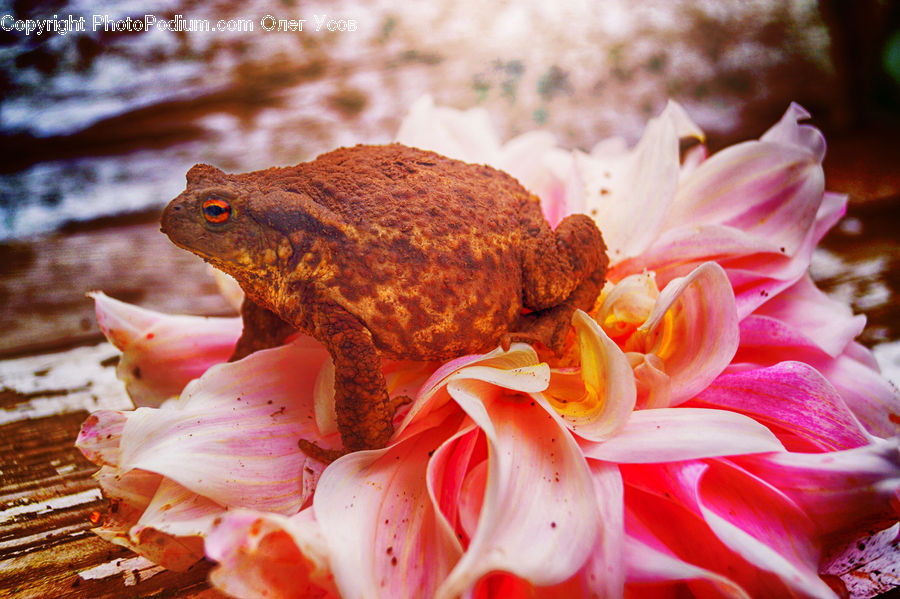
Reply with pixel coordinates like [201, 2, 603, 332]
[202, 197, 231, 224]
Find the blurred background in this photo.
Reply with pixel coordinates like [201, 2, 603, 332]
[0, 0, 898, 350]
[2, 0, 898, 235]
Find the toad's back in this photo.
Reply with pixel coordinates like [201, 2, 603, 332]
[247, 144, 548, 359]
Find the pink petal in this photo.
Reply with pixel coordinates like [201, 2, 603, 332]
[426, 426, 481, 546]
[313, 420, 463, 599]
[622, 464, 790, 597]
[541, 311, 636, 441]
[667, 104, 825, 258]
[206, 509, 338, 599]
[751, 274, 865, 358]
[736, 438, 900, 541]
[623, 535, 751, 597]
[117, 340, 332, 514]
[816, 352, 900, 440]
[88, 468, 209, 572]
[551, 461, 626, 598]
[759, 102, 826, 163]
[623, 461, 834, 597]
[91, 292, 242, 407]
[582, 407, 784, 463]
[691, 362, 871, 451]
[76, 409, 128, 467]
[436, 390, 599, 597]
[582, 100, 703, 263]
[638, 262, 739, 406]
[733, 315, 900, 439]
[694, 460, 835, 598]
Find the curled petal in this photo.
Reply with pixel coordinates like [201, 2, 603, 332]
[436, 390, 599, 597]
[582, 408, 784, 463]
[638, 262, 739, 406]
[582, 100, 703, 262]
[397, 343, 549, 440]
[91, 291, 242, 407]
[314, 421, 463, 599]
[692, 362, 872, 451]
[206, 509, 338, 599]
[667, 104, 825, 258]
[759, 102, 827, 163]
[542, 311, 636, 441]
[117, 340, 331, 514]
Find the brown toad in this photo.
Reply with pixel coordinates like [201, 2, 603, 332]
[161, 143, 608, 461]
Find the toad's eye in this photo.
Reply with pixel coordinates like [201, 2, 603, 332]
[202, 197, 231, 224]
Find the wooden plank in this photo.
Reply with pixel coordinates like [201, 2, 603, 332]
[0, 412, 221, 599]
[0, 212, 235, 359]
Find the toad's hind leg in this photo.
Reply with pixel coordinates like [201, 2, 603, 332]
[513, 214, 608, 354]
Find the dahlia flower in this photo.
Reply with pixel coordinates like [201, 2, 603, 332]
[77, 96, 900, 598]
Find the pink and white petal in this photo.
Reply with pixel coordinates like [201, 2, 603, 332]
[609, 223, 773, 288]
[695, 460, 836, 599]
[732, 314, 829, 369]
[736, 437, 900, 540]
[116, 340, 332, 514]
[582, 408, 784, 463]
[639, 262, 739, 406]
[496, 131, 580, 225]
[396, 343, 549, 440]
[91, 292, 242, 407]
[77, 409, 128, 467]
[426, 426, 481, 545]
[583, 100, 703, 263]
[623, 462, 835, 598]
[395, 95, 501, 165]
[730, 318, 900, 439]
[813, 191, 848, 243]
[691, 362, 872, 451]
[759, 103, 827, 163]
[206, 509, 338, 599]
[135, 477, 223, 539]
[92, 465, 161, 515]
[120, 478, 222, 571]
[623, 466, 773, 597]
[542, 311, 636, 441]
[89, 469, 207, 572]
[752, 274, 865, 358]
[436, 391, 599, 598]
[816, 352, 900, 440]
[313, 420, 464, 599]
[667, 105, 825, 257]
[623, 535, 751, 598]
[548, 460, 625, 598]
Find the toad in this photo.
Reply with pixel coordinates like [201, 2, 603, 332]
[161, 143, 608, 461]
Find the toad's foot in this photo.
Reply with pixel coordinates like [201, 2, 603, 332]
[298, 439, 347, 464]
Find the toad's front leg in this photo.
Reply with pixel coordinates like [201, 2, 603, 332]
[298, 303, 405, 463]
